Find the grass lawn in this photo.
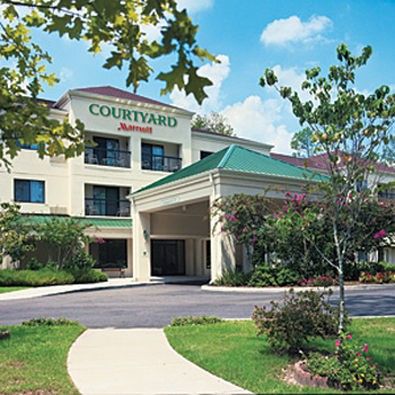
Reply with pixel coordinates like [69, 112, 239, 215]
[0, 321, 85, 395]
[0, 286, 29, 294]
[165, 318, 395, 394]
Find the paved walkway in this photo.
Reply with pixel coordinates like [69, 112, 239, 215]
[0, 278, 154, 301]
[68, 328, 250, 395]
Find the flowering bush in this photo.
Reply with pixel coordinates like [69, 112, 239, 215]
[298, 275, 338, 287]
[252, 290, 340, 353]
[359, 271, 395, 284]
[306, 334, 380, 390]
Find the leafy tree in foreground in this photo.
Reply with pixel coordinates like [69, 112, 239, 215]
[191, 112, 235, 136]
[0, 0, 215, 167]
[259, 43, 395, 332]
[0, 203, 35, 265]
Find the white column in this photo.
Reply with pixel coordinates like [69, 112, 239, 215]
[209, 197, 236, 282]
[132, 209, 151, 281]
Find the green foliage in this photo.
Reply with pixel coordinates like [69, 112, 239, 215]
[260, 43, 395, 332]
[307, 334, 380, 390]
[0, 203, 35, 263]
[38, 218, 91, 270]
[165, 318, 395, 394]
[21, 317, 77, 326]
[252, 290, 341, 354]
[191, 112, 235, 136]
[0, 1, 215, 167]
[212, 194, 276, 263]
[248, 264, 299, 287]
[73, 269, 107, 284]
[170, 316, 223, 327]
[290, 127, 316, 157]
[212, 270, 251, 287]
[0, 268, 106, 286]
[0, 268, 74, 286]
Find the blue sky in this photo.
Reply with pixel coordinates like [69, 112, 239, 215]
[29, 0, 395, 153]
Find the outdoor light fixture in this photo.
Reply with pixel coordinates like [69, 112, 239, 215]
[143, 229, 149, 241]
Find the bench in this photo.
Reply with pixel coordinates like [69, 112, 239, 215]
[102, 268, 126, 278]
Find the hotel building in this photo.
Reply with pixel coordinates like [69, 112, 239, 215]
[1, 86, 394, 281]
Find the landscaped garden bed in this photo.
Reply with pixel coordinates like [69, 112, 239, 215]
[0, 286, 29, 294]
[0, 318, 84, 395]
[165, 317, 395, 394]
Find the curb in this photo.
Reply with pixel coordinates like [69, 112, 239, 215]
[201, 283, 395, 293]
[0, 281, 162, 302]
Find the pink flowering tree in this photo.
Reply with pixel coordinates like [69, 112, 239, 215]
[211, 194, 277, 266]
[260, 43, 395, 332]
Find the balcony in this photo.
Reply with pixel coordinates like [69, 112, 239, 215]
[85, 198, 131, 217]
[85, 147, 131, 168]
[142, 154, 182, 172]
[378, 191, 395, 200]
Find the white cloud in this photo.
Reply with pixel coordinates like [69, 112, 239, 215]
[260, 15, 332, 47]
[170, 54, 231, 113]
[59, 67, 74, 83]
[177, 0, 213, 14]
[222, 96, 294, 153]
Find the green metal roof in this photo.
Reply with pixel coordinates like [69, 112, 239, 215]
[135, 144, 326, 194]
[23, 215, 132, 228]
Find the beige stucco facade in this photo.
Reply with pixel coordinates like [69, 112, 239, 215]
[1, 86, 394, 280]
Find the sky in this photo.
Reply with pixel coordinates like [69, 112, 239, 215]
[23, 0, 395, 153]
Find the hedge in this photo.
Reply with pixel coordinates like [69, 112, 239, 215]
[0, 268, 107, 287]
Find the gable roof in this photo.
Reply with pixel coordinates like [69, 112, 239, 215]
[271, 152, 395, 175]
[135, 145, 325, 194]
[73, 85, 189, 113]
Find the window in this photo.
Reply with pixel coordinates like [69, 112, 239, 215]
[17, 141, 39, 150]
[14, 180, 45, 203]
[200, 151, 213, 160]
[142, 143, 165, 170]
[90, 239, 127, 268]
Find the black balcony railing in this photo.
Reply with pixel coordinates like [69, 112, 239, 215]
[142, 154, 182, 172]
[85, 147, 131, 168]
[85, 198, 130, 217]
[378, 191, 395, 200]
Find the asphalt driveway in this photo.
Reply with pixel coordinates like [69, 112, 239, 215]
[0, 284, 394, 328]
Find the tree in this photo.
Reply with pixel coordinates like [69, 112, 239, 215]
[211, 194, 276, 265]
[0, 203, 35, 265]
[291, 127, 316, 157]
[0, 0, 216, 167]
[259, 43, 395, 332]
[191, 112, 235, 136]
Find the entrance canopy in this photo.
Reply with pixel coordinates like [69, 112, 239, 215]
[130, 144, 323, 282]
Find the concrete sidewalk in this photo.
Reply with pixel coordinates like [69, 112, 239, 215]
[68, 328, 251, 395]
[0, 279, 156, 301]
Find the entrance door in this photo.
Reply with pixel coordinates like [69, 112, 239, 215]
[151, 240, 185, 276]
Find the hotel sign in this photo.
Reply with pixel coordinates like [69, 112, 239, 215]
[88, 103, 178, 134]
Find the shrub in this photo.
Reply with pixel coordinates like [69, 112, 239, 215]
[345, 260, 395, 281]
[22, 317, 77, 326]
[306, 334, 380, 390]
[0, 268, 107, 286]
[248, 265, 299, 287]
[213, 270, 251, 287]
[298, 275, 337, 287]
[170, 316, 223, 326]
[0, 269, 74, 286]
[73, 269, 107, 283]
[359, 271, 395, 284]
[252, 290, 341, 354]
